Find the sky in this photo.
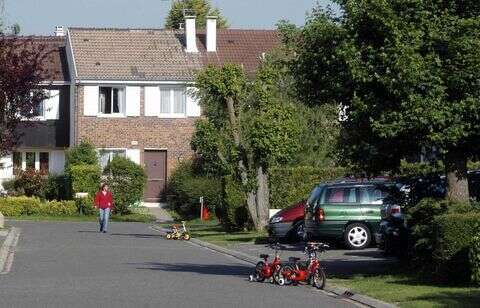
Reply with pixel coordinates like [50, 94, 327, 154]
[2, 0, 337, 36]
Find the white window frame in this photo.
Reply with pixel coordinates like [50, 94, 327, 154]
[98, 86, 126, 118]
[13, 151, 50, 174]
[20, 90, 48, 121]
[98, 148, 127, 169]
[159, 86, 187, 118]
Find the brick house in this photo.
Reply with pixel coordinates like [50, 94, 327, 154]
[0, 17, 279, 202]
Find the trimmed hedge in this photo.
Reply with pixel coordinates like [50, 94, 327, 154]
[217, 176, 250, 231]
[269, 166, 344, 209]
[0, 197, 76, 216]
[44, 174, 70, 201]
[432, 212, 480, 283]
[167, 161, 222, 219]
[470, 235, 480, 285]
[70, 164, 101, 196]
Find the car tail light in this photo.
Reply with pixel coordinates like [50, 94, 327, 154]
[316, 208, 325, 222]
[391, 206, 401, 214]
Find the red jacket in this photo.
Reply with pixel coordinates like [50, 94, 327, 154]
[94, 191, 114, 210]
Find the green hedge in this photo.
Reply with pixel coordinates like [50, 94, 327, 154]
[269, 166, 344, 209]
[167, 161, 222, 219]
[470, 235, 480, 285]
[44, 174, 71, 201]
[0, 197, 76, 216]
[217, 176, 250, 231]
[70, 164, 101, 196]
[432, 212, 480, 283]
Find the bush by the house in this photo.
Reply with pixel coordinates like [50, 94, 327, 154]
[44, 174, 70, 201]
[269, 166, 344, 209]
[217, 176, 250, 231]
[432, 212, 480, 283]
[470, 235, 480, 285]
[12, 169, 45, 198]
[103, 156, 146, 215]
[70, 164, 101, 196]
[166, 161, 222, 219]
[0, 196, 41, 216]
[75, 195, 97, 216]
[65, 140, 99, 172]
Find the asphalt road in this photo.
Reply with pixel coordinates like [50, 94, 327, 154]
[0, 221, 357, 308]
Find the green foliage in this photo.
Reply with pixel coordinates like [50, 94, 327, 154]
[38, 200, 77, 216]
[164, 0, 228, 29]
[103, 156, 146, 215]
[470, 235, 480, 285]
[191, 119, 228, 176]
[398, 160, 444, 178]
[65, 140, 99, 171]
[468, 161, 480, 170]
[218, 176, 250, 231]
[269, 166, 345, 209]
[167, 160, 222, 219]
[70, 165, 101, 196]
[432, 213, 480, 283]
[13, 169, 45, 198]
[75, 196, 97, 216]
[0, 196, 78, 216]
[44, 174, 70, 201]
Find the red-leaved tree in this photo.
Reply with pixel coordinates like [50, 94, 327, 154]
[0, 35, 52, 156]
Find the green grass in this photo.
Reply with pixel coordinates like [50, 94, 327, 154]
[330, 272, 480, 308]
[7, 212, 156, 223]
[160, 218, 268, 247]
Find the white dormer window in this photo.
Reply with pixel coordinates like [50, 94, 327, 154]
[159, 87, 186, 118]
[99, 86, 125, 115]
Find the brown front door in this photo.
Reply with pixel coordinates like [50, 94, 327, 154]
[143, 150, 167, 201]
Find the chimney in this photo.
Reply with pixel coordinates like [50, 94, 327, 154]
[206, 16, 217, 52]
[54, 26, 65, 37]
[184, 16, 198, 53]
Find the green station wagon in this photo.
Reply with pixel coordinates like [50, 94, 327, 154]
[304, 180, 391, 250]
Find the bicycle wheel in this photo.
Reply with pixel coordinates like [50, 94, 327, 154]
[255, 261, 266, 282]
[312, 268, 326, 289]
[275, 264, 294, 286]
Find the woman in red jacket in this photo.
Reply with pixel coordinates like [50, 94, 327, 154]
[94, 183, 114, 233]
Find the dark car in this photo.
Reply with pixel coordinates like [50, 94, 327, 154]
[268, 200, 306, 241]
[304, 179, 393, 250]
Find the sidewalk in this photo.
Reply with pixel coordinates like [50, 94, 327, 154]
[145, 203, 173, 223]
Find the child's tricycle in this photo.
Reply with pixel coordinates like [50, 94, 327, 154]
[165, 221, 190, 240]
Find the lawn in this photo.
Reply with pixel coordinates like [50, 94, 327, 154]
[160, 218, 268, 247]
[330, 272, 480, 308]
[6, 212, 156, 223]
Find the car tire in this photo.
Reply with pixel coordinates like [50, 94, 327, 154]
[289, 221, 307, 242]
[344, 223, 371, 250]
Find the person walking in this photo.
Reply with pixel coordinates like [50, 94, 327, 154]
[94, 183, 114, 233]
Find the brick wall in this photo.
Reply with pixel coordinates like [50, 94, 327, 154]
[75, 85, 196, 176]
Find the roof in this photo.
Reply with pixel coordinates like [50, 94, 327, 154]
[68, 28, 279, 81]
[12, 36, 69, 82]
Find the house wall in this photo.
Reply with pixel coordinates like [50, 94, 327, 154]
[75, 85, 197, 176]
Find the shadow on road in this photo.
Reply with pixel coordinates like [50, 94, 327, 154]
[133, 262, 252, 277]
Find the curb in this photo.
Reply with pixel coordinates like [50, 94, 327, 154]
[150, 224, 397, 308]
[0, 227, 21, 274]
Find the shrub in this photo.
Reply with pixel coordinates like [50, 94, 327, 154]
[13, 169, 45, 198]
[269, 166, 344, 209]
[70, 165, 101, 196]
[103, 156, 146, 215]
[38, 200, 77, 216]
[44, 174, 70, 201]
[75, 195, 97, 216]
[1, 179, 16, 194]
[432, 212, 480, 283]
[166, 161, 222, 219]
[217, 176, 250, 231]
[65, 140, 99, 172]
[470, 235, 480, 285]
[0, 196, 41, 216]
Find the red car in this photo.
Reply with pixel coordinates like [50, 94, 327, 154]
[267, 200, 306, 241]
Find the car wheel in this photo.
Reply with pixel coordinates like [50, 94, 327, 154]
[290, 221, 307, 242]
[344, 223, 371, 250]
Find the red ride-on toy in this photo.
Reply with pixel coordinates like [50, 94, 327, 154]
[249, 243, 283, 283]
[275, 242, 328, 289]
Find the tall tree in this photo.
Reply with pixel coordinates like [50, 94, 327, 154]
[0, 36, 51, 156]
[165, 0, 228, 29]
[289, 1, 480, 202]
[193, 63, 301, 230]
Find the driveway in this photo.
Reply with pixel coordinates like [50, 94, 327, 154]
[0, 221, 358, 308]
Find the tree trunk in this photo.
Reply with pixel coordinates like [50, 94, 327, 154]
[445, 150, 469, 203]
[255, 166, 270, 231]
